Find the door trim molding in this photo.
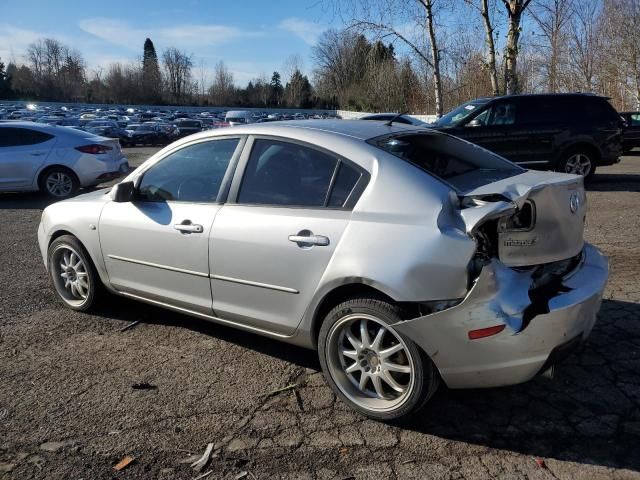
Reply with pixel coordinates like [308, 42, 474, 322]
[107, 254, 209, 278]
[210, 274, 299, 294]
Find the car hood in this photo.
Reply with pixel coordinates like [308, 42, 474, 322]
[457, 170, 586, 267]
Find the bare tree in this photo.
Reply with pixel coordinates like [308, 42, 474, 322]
[332, 0, 447, 116]
[530, 0, 574, 92]
[502, 0, 533, 94]
[567, 0, 601, 93]
[464, 0, 500, 96]
[162, 47, 193, 104]
[208, 61, 235, 106]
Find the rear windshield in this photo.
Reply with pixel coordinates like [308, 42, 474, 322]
[178, 121, 201, 127]
[369, 132, 523, 192]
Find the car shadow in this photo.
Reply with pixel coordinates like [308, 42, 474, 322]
[397, 298, 640, 471]
[93, 295, 320, 370]
[95, 296, 640, 470]
[588, 173, 640, 192]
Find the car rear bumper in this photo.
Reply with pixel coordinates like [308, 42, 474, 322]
[79, 157, 129, 186]
[393, 243, 608, 389]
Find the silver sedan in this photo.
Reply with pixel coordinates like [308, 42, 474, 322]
[37, 120, 608, 419]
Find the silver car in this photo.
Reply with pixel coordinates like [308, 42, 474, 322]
[37, 120, 608, 419]
[0, 122, 129, 198]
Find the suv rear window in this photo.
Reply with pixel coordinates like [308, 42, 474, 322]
[370, 132, 523, 192]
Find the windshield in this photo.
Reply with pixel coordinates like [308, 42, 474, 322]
[226, 117, 247, 123]
[434, 100, 489, 127]
[369, 132, 522, 192]
[136, 125, 155, 132]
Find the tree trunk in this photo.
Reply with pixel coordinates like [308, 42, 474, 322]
[503, 0, 531, 95]
[425, 0, 443, 117]
[481, 0, 500, 96]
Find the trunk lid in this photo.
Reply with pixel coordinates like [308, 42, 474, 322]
[459, 170, 586, 267]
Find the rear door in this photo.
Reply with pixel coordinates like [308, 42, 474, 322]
[511, 96, 564, 166]
[209, 137, 366, 334]
[0, 127, 56, 188]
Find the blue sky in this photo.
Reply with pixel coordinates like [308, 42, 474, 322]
[0, 0, 334, 85]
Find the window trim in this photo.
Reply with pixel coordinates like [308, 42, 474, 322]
[227, 134, 370, 211]
[132, 135, 246, 205]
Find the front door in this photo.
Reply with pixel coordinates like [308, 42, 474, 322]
[210, 137, 365, 334]
[99, 137, 243, 314]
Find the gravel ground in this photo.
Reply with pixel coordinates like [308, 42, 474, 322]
[0, 148, 639, 479]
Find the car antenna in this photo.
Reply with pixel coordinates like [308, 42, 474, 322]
[385, 111, 409, 126]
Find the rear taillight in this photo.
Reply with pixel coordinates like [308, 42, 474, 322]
[75, 144, 112, 155]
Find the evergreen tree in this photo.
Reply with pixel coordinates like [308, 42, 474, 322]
[270, 71, 283, 106]
[142, 38, 162, 103]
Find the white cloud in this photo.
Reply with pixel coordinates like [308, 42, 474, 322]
[0, 24, 69, 63]
[78, 17, 261, 51]
[278, 17, 325, 46]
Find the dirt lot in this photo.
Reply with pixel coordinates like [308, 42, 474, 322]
[0, 148, 639, 479]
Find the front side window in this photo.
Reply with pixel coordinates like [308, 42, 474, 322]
[137, 138, 240, 202]
[483, 101, 517, 126]
[238, 139, 353, 207]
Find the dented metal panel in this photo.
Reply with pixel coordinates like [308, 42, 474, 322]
[393, 244, 608, 389]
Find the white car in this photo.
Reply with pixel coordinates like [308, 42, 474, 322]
[0, 122, 129, 198]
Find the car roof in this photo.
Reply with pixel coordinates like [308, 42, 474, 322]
[212, 119, 424, 141]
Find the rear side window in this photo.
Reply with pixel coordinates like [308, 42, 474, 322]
[0, 127, 54, 147]
[370, 133, 522, 192]
[238, 139, 338, 207]
[237, 139, 363, 208]
[328, 163, 362, 207]
[515, 97, 557, 125]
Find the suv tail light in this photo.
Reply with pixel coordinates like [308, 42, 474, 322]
[75, 144, 112, 155]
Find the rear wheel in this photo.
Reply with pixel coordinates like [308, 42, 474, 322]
[47, 235, 102, 311]
[39, 167, 79, 199]
[318, 297, 439, 420]
[556, 148, 597, 179]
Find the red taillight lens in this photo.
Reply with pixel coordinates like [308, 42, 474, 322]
[75, 144, 112, 155]
[468, 325, 505, 340]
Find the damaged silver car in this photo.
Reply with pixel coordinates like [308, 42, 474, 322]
[37, 120, 608, 420]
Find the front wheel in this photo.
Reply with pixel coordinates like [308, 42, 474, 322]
[318, 297, 439, 420]
[556, 149, 596, 179]
[47, 235, 102, 311]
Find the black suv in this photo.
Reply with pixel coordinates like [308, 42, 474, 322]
[432, 93, 623, 178]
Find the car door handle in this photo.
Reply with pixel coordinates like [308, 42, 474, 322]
[174, 222, 204, 233]
[31, 152, 46, 156]
[289, 232, 330, 247]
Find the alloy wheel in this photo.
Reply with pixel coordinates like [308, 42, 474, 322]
[45, 171, 74, 197]
[564, 153, 592, 176]
[325, 313, 415, 412]
[50, 245, 91, 307]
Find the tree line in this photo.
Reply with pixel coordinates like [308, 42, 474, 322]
[0, 37, 317, 109]
[1, 0, 639, 114]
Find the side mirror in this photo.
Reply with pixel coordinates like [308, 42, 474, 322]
[467, 118, 481, 128]
[112, 181, 135, 203]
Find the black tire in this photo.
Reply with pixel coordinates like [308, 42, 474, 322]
[318, 296, 439, 420]
[47, 235, 103, 312]
[38, 166, 80, 199]
[556, 147, 597, 180]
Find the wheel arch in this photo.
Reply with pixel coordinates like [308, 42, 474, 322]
[558, 141, 602, 166]
[37, 164, 80, 192]
[307, 281, 423, 348]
